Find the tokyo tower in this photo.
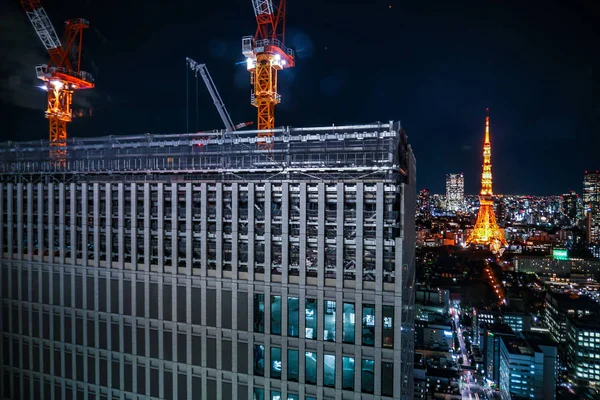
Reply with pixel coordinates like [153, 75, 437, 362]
[467, 108, 508, 254]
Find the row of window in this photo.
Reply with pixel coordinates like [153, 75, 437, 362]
[253, 348, 394, 396]
[253, 295, 395, 348]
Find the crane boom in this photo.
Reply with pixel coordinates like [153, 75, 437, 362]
[20, 1, 61, 51]
[251, 0, 274, 17]
[186, 57, 236, 133]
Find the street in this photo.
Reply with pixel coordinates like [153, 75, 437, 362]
[451, 306, 486, 400]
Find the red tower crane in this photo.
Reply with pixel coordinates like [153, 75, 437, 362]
[20, 0, 94, 160]
[242, 0, 295, 151]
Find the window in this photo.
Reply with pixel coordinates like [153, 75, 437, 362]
[382, 305, 394, 348]
[288, 349, 299, 382]
[343, 303, 355, 343]
[305, 351, 317, 384]
[324, 354, 336, 388]
[271, 347, 281, 379]
[381, 361, 394, 396]
[288, 297, 299, 337]
[271, 296, 281, 335]
[271, 390, 281, 400]
[254, 294, 264, 333]
[287, 395, 299, 400]
[324, 300, 336, 342]
[305, 299, 317, 339]
[361, 358, 374, 394]
[254, 345, 265, 376]
[342, 356, 354, 390]
[253, 388, 265, 400]
[362, 304, 375, 346]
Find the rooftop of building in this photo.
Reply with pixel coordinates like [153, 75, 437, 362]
[501, 336, 534, 356]
[521, 331, 557, 352]
[567, 315, 600, 331]
[545, 291, 600, 314]
[0, 122, 413, 184]
[482, 323, 515, 336]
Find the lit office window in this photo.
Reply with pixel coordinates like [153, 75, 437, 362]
[254, 294, 265, 333]
[271, 295, 281, 335]
[288, 349, 299, 382]
[305, 299, 317, 339]
[324, 354, 336, 388]
[271, 390, 281, 400]
[305, 351, 317, 384]
[343, 303, 355, 343]
[288, 297, 299, 337]
[254, 344, 265, 376]
[382, 305, 394, 348]
[287, 395, 299, 400]
[271, 347, 281, 379]
[381, 361, 394, 397]
[362, 304, 375, 346]
[361, 358, 375, 393]
[253, 388, 265, 400]
[342, 356, 354, 390]
[324, 300, 336, 342]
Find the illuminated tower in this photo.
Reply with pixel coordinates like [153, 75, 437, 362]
[467, 109, 507, 254]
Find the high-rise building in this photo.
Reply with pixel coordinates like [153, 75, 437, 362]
[417, 188, 431, 220]
[561, 190, 580, 226]
[566, 317, 600, 399]
[583, 171, 600, 243]
[445, 173, 464, 212]
[0, 123, 416, 399]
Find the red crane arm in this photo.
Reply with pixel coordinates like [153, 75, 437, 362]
[251, 0, 287, 44]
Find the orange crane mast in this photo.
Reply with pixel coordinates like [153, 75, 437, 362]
[20, 0, 94, 160]
[242, 0, 295, 150]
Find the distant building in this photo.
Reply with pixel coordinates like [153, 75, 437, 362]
[498, 333, 558, 400]
[584, 170, 600, 243]
[445, 173, 464, 212]
[418, 188, 431, 220]
[566, 317, 600, 399]
[561, 190, 580, 226]
[514, 255, 600, 277]
[479, 323, 515, 383]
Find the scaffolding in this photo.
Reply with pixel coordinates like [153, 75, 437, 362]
[0, 122, 410, 183]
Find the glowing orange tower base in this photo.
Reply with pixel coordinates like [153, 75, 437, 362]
[467, 109, 507, 255]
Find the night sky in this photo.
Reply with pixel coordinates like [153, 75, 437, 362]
[2, 0, 599, 195]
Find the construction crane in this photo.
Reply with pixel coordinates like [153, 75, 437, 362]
[20, 0, 94, 160]
[186, 57, 253, 134]
[242, 0, 295, 150]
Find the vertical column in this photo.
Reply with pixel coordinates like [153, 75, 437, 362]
[264, 182, 272, 281]
[374, 296, 383, 396]
[171, 182, 178, 273]
[105, 183, 112, 267]
[185, 183, 192, 275]
[17, 183, 23, 260]
[336, 183, 344, 289]
[118, 183, 124, 267]
[144, 183, 150, 271]
[216, 183, 223, 278]
[93, 183, 100, 267]
[27, 183, 33, 261]
[7, 183, 14, 259]
[247, 183, 255, 280]
[37, 183, 44, 262]
[355, 183, 364, 289]
[299, 182, 307, 284]
[317, 183, 325, 288]
[70, 183, 76, 265]
[131, 183, 137, 270]
[58, 182, 65, 264]
[48, 182, 54, 264]
[81, 183, 88, 266]
[281, 182, 289, 284]
[0, 183, 4, 259]
[375, 182, 384, 291]
[231, 183, 239, 277]
[200, 183, 207, 276]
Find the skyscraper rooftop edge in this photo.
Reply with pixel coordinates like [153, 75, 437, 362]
[0, 121, 412, 181]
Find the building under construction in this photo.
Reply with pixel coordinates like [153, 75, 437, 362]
[0, 123, 416, 399]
